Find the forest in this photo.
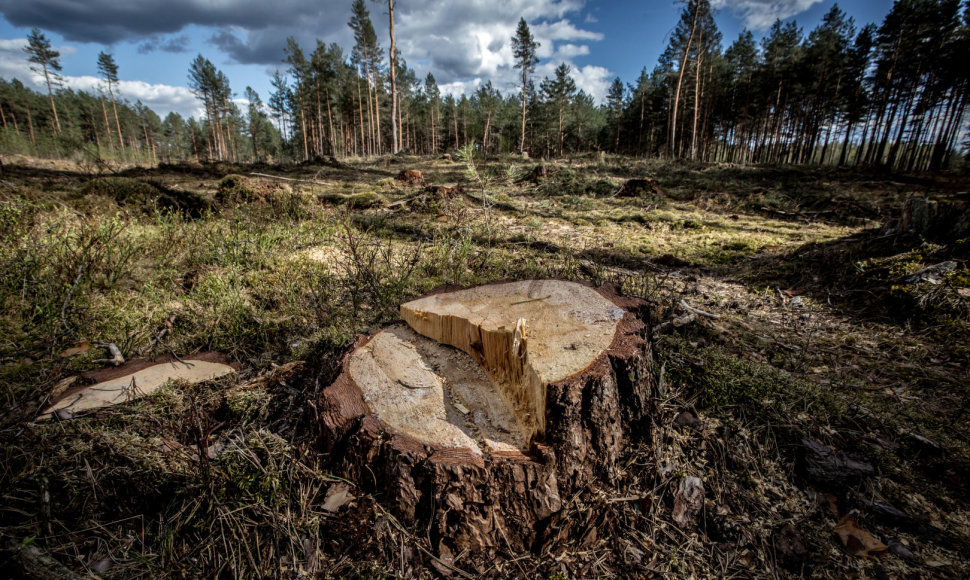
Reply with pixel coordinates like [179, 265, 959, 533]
[2, 0, 968, 171]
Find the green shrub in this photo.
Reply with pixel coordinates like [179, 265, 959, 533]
[216, 174, 256, 204]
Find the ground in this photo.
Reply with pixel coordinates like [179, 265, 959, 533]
[0, 152, 968, 578]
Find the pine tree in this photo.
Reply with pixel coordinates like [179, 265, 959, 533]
[349, 0, 383, 155]
[606, 77, 626, 150]
[424, 73, 440, 153]
[540, 63, 577, 156]
[385, 0, 400, 153]
[97, 51, 125, 152]
[269, 71, 291, 143]
[245, 87, 264, 161]
[24, 28, 62, 135]
[511, 18, 539, 155]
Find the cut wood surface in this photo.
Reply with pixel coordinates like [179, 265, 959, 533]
[401, 279, 626, 439]
[318, 280, 652, 553]
[41, 354, 235, 419]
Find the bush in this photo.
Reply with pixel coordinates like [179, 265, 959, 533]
[81, 177, 211, 217]
[216, 174, 256, 204]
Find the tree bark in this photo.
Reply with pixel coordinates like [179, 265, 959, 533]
[388, 0, 399, 154]
[670, 2, 698, 159]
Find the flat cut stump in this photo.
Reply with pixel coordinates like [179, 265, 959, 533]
[41, 353, 235, 420]
[319, 280, 653, 554]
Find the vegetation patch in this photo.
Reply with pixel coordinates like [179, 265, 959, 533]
[80, 177, 212, 216]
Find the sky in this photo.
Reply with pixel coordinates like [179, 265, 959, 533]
[0, 0, 895, 120]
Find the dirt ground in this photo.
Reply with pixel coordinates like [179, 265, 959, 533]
[0, 153, 968, 578]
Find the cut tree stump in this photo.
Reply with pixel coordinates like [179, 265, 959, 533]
[900, 197, 970, 242]
[424, 183, 463, 199]
[395, 169, 424, 185]
[318, 280, 652, 554]
[616, 178, 664, 198]
[39, 352, 235, 420]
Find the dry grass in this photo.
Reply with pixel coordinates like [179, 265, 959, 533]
[0, 154, 968, 577]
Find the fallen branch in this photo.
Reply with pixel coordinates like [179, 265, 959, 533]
[139, 311, 177, 356]
[248, 172, 333, 186]
[1, 537, 86, 580]
[94, 343, 124, 366]
[679, 299, 720, 320]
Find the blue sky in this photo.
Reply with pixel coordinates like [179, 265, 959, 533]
[0, 0, 894, 119]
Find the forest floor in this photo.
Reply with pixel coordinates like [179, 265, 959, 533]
[0, 152, 968, 578]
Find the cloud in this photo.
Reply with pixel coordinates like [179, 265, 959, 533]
[0, 38, 30, 80]
[0, 37, 74, 81]
[0, 39, 202, 118]
[392, 1, 609, 101]
[711, 0, 823, 30]
[0, 0, 331, 44]
[137, 34, 190, 55]
[0, 0, 614, 103]
[553, 43, 590, 60]
[570, 64, 612, 103]
[68, 76, 203, 118]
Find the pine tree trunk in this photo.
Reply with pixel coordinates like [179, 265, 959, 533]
[670, 3, 698, 159]
[325, 87, 336, 158]
[690, 36, 702, 161]
[26, 107, 35, 144]
[519, 71, 528, 155]
[388, 0, 399, 154]
[99, 98, 112, 150]
[372, 60, 382, 155]
[356, 73, 365, 156]
[42, 66, 61, 135]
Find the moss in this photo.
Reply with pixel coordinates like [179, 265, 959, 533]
[660, 336, 845, 431]
[319, 191, 387, 209]
[216, 174, 255, 204]
[945, 269, 970, 288]
[226, 387, 272, 422]
[217, 432, 292, 507]
[81, 177, 211, 216]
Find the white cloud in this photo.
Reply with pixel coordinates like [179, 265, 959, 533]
[0, 38, 30, 80]
[553, 43, 590, 60]
[1, 0, 615, 108]
[66, 76, 203, 118]
[0, 38, 203, 118]
[0, 38, 75, 82]
[711, 0, 823, 30]
[395, 1, 611, 103]
[571, 64, 612, 103]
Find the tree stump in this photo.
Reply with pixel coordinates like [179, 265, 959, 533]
[395, 169, 424, 185]
[901, 197, 970, 242]
[616, 178, 664, 198]
[318, 280, 653, 554]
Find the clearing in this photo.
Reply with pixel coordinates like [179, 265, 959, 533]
[0, 153, 968, 578]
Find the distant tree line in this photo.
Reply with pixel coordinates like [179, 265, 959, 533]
[1, 0, 968, 171]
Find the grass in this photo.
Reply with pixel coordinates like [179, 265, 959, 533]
[0, 153, 968, 577]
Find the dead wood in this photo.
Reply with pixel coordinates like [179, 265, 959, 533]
[901, 196, 970, 242]
[395, 170, 424, 185]
[248, 172, 334, 186]
[1, 538, 86, 580]
[424, 183, 463, 199]
[94, 342, 125, 366]
[615, 178, 664, 198]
